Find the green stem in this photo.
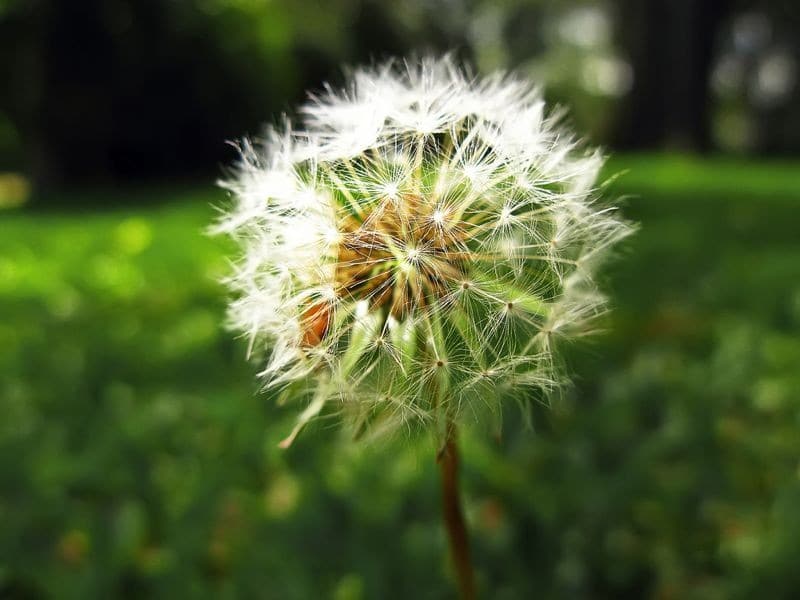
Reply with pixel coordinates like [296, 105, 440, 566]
[437, 420, 476, 600]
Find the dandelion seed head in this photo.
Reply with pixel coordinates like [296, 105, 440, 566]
[215, 56, 634, 444]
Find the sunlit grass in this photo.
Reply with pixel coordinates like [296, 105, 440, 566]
[1, 155, 799, 598]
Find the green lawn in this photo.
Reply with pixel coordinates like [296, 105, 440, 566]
[1, 155, 800, 599]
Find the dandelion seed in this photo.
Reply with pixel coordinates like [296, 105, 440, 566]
[214, 55, 634, 444]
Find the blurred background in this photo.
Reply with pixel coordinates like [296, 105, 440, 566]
[1, 0, 799, 598]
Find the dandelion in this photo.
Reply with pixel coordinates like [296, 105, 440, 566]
[214, 56, 633, 598]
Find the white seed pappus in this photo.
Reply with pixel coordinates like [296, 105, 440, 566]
[214, 56, 634, 445]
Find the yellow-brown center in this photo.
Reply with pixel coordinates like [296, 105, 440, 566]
[300, 195, 470, 347]
[335, 195, 467, 319]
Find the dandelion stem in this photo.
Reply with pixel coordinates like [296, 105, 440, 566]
[437, 420, 476, 600]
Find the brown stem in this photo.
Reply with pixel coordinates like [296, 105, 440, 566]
[437, 421, 476, 600]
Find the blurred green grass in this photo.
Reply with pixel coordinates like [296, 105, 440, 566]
[1, 155, 800, 599]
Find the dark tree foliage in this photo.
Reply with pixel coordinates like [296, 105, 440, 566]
[1, 0, 328, 186]
[0, 0, 798, 189]
[613, 0, 732, 151]
[0, 0, 463, 189]
[749, 0, 800, 154]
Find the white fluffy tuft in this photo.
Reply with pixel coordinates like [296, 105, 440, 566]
[215, 56, 634, 444]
